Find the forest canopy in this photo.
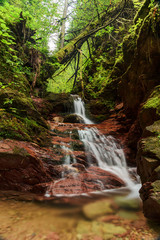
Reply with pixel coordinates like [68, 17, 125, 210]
[0, 0, 144, 94]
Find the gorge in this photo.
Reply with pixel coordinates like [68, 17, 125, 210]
[1, 0, 160, 238]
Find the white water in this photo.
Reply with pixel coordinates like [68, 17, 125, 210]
[72, 95, 140, 194]
[71, 95, 93, 124]
[61, 145, 76, 166]
[45, 95, 140, 198]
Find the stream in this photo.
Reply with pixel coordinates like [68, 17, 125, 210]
[45, 95, 140, 198]
[0, 96, 160, 240]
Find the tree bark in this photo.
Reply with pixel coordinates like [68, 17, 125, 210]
[60, 0, 68, 49]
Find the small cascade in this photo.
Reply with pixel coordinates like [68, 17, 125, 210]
[61, 145, 76, 165]
[71, 95, 93, 124]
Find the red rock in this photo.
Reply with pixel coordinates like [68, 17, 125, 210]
[0, 139, 52, 192]
[45, 166, 125, 196]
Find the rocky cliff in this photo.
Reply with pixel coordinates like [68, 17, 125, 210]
[115, 0, 160, 219]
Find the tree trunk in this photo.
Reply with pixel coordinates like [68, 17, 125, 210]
[56, 0, 126, 64]
[60, 0, 68, 49]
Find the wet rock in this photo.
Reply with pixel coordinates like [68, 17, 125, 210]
[53, 116, 64, 123]
[114, 196, 141, 211]
[76, 220, 127, 239]
[72, 163, 87, 172]
[46, 166, 125, 196]
[0, 139, 52, 192]
[63, 113, 85, 123]
[140, 180, 160, 219]
[82, 199, 114, 219]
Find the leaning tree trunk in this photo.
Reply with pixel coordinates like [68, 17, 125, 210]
[56, 0, 127, 64]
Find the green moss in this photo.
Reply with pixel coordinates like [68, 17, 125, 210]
[146, 120, 160, 135]
[134, 0, 151, 23]
[143, 86, 160, 114]
[151, 180, 160, 193]
[0, 110, 31, 141]
[142, 136, 160, 160]
[0, 102, 49, 146]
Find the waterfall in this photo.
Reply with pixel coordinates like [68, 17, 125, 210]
[45, 95, 140, 198]
[71, 95, 93, 124]
[72, 95, 139, 190]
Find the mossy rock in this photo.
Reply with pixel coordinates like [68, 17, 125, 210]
[64, 114, 84, 123]
[82, 199, 114, 220]
[0, 87, 50, 146]
[71, 141, 84, 151]
[0, 109, 50, 145]
[142, 136, 160, 160]
[0, 87, 48, 128]
[143, 180, 160, 219]
[143, 86, 160, 115]
[137, 132, 160, 183]
[46, 93, 73, 113]
[76, 220, 127, 239]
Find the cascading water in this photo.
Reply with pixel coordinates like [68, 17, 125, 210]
[72, 95, 140, 194]
[71, 95, 93, 124]
[45, 95, 140, 198]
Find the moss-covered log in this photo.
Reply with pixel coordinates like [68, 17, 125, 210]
[56, 0, 127, 64]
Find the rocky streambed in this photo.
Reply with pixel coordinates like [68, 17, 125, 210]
[0, 196, 159, 240]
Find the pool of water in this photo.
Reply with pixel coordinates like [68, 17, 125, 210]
[0, 195, 159, 240]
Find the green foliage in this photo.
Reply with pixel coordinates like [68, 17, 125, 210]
[47, 65, 74, 93]
[1, 0, 59, 51]
[95, 26, 114, 37]
[66, 0, 111, 42]
[85, 55, 112, 99]
[0, 6, 23, 78]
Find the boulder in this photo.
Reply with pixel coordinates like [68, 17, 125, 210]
[0, 139, 52, 192]
[82, 199, 114, 219]
[46, 166, 125, 196]
[63, 113, 84, 123]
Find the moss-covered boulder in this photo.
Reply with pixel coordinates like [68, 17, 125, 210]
[63, 113, 84, 123]
[46, 93, 73, 113]
[137, 121, 160, 183]
[137, 119, 160, 219]
[0, 87, 50, 145]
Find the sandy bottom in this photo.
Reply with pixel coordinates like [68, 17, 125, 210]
[0, 196, 159, 240]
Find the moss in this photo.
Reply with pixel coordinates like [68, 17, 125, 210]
[0, 106, 49, 146]
[143, 86, 160, 112]
[0, 110, 32, 141]
[142, 136, 160, 160]
[151, 180, 160, 193]
[146, 120, 160, 136]
[0, 87, 49, 144]
[12, 146, 30, 157]
[134, 0, 151, 23]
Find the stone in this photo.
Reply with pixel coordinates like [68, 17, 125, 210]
[82, 199, 114, 219]
[115, 196, 141, 211]
[76, 220, 127, 239]
[63, 114, 85, 123]
[0, 139, 52, 193]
